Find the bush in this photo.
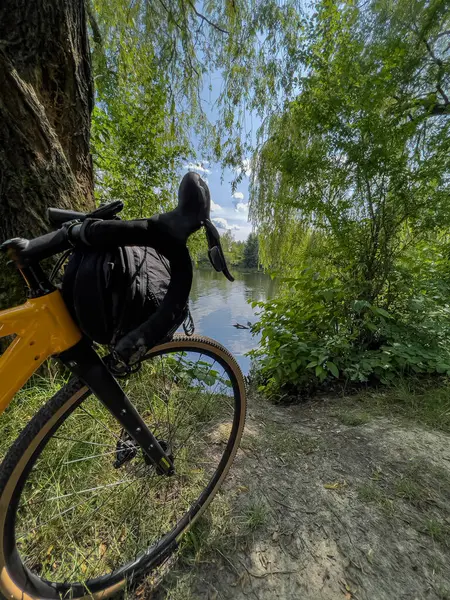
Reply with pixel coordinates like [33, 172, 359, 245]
[250, 268, 450, 400]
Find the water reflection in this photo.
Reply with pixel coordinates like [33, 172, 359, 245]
[186, 268, 276, 374]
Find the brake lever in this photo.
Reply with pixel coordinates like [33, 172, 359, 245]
[204, 220, 234, 282]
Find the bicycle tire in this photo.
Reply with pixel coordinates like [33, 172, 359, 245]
[0, 335, 246, 600]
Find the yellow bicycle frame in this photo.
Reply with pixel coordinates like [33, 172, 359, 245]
[0, 290, 82, 415]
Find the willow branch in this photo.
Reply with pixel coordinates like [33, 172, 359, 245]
[186, 0, 229, 35]
[86, 1, 102, 46]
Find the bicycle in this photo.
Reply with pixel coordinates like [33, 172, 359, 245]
[0, 175, 247, 600]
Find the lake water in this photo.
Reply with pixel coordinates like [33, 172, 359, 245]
[187, 268, 277, 374]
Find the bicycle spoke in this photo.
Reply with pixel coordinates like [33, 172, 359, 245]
[63, 449, 120, 465]
[168, 358, 218, 438]
[66, 464, 151, 542]
[17, 472, 151, 539]
[155, 476, 170, 548]
[173, 380, 225, 457]
[158, 355, 172, 444]
[21, 476, 144, 507]
[78, 465, 166, 581]
[52, 436, 116, 449]
[13, 345, 241, 586]
[78, 406, 122, 442]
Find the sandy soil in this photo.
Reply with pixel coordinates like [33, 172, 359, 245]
[153, 392, 450, 600]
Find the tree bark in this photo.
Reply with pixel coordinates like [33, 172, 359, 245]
[0, 0, 95, 306]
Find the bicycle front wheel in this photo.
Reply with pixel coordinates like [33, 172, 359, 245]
[0, 335, 246, 600]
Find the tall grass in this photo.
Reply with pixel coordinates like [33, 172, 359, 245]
[0, 351, 237, 588]
[352, 378, 450, 432]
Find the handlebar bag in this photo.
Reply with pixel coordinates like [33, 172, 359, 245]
[62, 245, 188, 345]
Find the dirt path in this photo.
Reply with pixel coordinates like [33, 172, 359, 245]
[153, 393, 450, 600]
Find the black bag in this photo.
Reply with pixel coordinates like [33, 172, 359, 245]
[62, 245, 188, 345]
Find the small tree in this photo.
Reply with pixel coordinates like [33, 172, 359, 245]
[243, 233, 259, 269]
[250, 0, 450, 394]
[252, 0, 450, 299]
[220, 230, 235, 253]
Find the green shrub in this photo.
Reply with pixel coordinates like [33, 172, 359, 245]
[249, 269, 450, 399]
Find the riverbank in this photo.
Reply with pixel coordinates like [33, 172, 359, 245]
[195, 261, 263, 274]
[151, 386, 450, 600]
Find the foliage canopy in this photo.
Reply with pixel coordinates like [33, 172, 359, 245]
[249, 0, 450, 396]
[86, 0, 450, 396]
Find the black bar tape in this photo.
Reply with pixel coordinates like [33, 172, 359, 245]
[19, 227, 71, 265]
[79, 218, 175, 254]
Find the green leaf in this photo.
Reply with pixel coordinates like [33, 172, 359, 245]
[315, 365, 325, 377]
[353, 300, 370, 312]
[376, 308, 391, 319]
[327, 361, 339, 378]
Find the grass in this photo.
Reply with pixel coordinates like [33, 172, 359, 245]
[4, 368, 450, 598]
[356, 457, 450, 554]
[348, 378, 450, 432]
[358, 463, 429, 510]
[151, 485, 272, 597]
[394, 476, 426, 507]
[0, 372, 65, 463]
[159, 573, 196, 600]
[393, 460, 450, 511]
[357, 483, 384, 503]
[180, 491, 236, 560]
[151, 489, 272, 597]
[422, 519, 450, 548]
[357, 483, 396, 515]
[242, 498, 269, 531]
[336, 410, 371, 427]
[263, 421, 319, 461]
[437, 586, 450, 600]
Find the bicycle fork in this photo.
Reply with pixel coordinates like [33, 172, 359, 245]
[59, 340, 175, 475]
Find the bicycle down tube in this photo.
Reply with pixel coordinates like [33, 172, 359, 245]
[0, 290, 174, 475]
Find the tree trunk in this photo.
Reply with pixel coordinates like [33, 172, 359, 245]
[0, 0, 95, 307]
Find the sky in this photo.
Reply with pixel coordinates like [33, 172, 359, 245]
[180, 160, 252, 241]
[178, 69, 258, 242]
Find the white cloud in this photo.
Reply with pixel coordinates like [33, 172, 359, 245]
[212, 217, 240, 231]
[211, 200, 223, 213]
[232, 223, 252, 241]
[212, 217, 228, 229]
[182, 162, 211, 175]
[234, 202, 249, 214]
[232, 192, 249, 215]
[234, 158, 252, 178]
